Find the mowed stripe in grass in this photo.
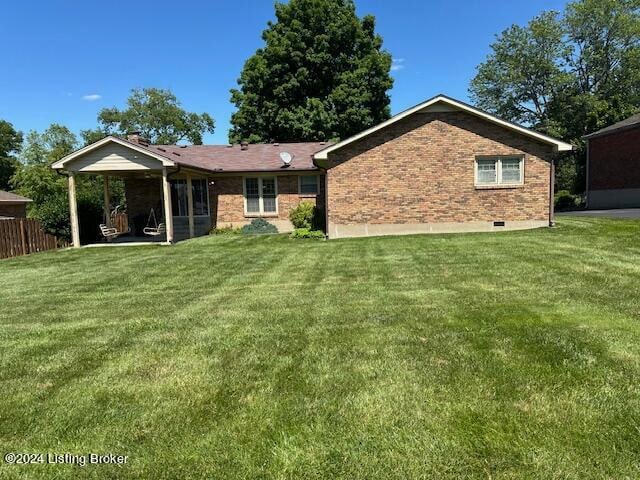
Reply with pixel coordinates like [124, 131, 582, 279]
[1, 217, 639, 479]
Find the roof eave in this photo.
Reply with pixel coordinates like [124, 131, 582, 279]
[313, 95, 573, 160]
[583, 122, 640, 140]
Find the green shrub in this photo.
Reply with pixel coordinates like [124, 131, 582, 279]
[554, 190, 581, 211]
[210, 224, 241, 235]
[289, 201, 316, 229]
[241, 218, 278, 235]
[290, 228, 325, 239]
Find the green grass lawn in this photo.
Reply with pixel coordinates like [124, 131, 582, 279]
[1, 217, 639, 479]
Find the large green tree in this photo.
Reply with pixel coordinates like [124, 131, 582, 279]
[95, 88, 215, 144]
[229, 0, 393, 143]
[0, 120, 23, 191]
[12, 125, 106, 241]
[470, 0, 640, 193]
[470, 12, 571, 135]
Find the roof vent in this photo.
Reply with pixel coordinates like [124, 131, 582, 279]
[240, 142, 248, 151]
[273, 142, 279, 146]
[279, 151, 293, 167]
[226, 144, 233, 148]
[179, 145, 188, 148]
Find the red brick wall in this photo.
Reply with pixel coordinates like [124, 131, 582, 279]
[124, 178, 164, 234]
[588, 127, 640, 190]
[210, 173, 325, 229]
[325, 111, 554, 225]
[0, 203, 27, 218]
[123, 173, 325, 235]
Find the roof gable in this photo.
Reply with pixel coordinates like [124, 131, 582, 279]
[313, 95, 573, 161]
[51, 136, 176, 170]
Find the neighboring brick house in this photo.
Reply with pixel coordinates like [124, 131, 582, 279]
[584, 113, 640, 209]
[0, 190, 32, 218]
[52, 94, 571, 246]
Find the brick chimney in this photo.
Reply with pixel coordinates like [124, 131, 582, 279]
[240, 141, 248, 151]
[127, 131, 150, 146]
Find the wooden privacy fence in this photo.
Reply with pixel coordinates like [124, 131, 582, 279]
[0, 218, 62, 259]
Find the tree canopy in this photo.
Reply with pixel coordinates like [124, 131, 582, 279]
[94, 88, 215, 145]
[0, 120, 23, 190]
[229, 0, 393, 143]
[470, 0, 640, 192]
[12, 125, 119, 242]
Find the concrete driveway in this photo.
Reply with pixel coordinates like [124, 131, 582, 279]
[558, 208, 640, 219]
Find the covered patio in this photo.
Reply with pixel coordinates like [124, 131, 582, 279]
[52, 135, 211, 247]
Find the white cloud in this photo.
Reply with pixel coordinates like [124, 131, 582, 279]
[391, 58, 405, 72]
[82, 94, 102, 101]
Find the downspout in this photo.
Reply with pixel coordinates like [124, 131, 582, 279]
[585, 139, 590, 209]
[323, 169, 329, 238]
[549, 155, 556, 227]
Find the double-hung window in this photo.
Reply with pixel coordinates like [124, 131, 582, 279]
[475, 156, 524, 187]
[299, 175, 319, 195]
[170, 178, 209, 216]
[244, 177, 277, 214]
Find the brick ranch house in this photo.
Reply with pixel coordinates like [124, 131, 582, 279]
[584, 112, 640, 209]
[52, 95, 572, 246]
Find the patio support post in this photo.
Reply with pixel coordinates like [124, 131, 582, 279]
[162, 167, 174, 243]
[68, 172, 81, 248]
[103, 175, 111, 227]
[186, 174, 195, 238]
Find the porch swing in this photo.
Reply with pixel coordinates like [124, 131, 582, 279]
[142, 208, 166, 236]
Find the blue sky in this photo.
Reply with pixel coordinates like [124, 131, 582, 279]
[1, 0, 567, 144]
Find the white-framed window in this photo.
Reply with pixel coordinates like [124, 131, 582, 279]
[244, 177, 277, 214]
[299, 175, 319, 195]
[170, 178, 210, 216]
[474, 155, 524, 186]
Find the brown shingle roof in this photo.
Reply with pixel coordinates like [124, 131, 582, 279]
[584, 113, 640, 139]
[0, 190, 32, 203]
[145, 142, 330, 172]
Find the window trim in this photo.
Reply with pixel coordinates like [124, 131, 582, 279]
[243, 176, 279, 216]
[298, 174, 320, 196]
[474, 155, 525, 188]
[170, 177, 211, 218]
